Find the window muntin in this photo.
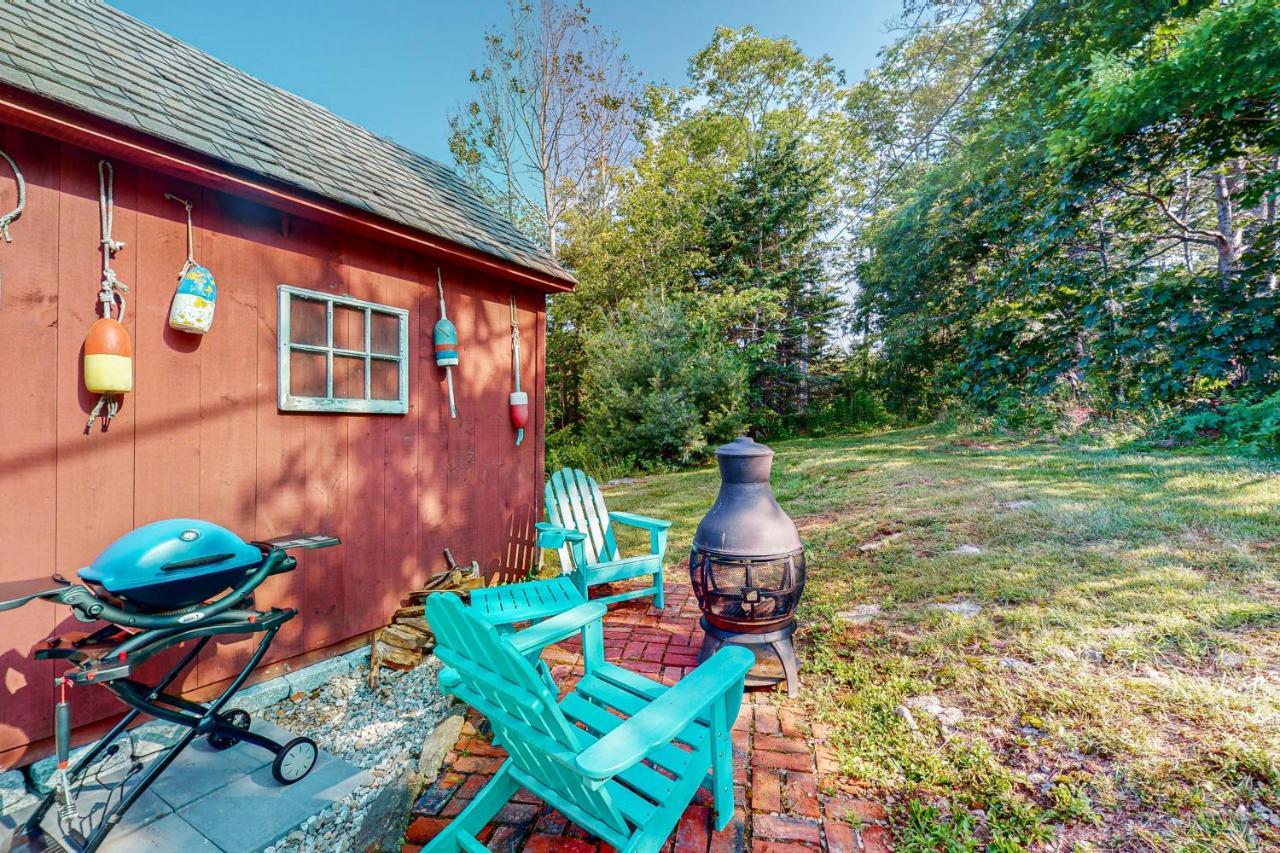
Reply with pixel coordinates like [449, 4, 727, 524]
[277, 285, 409, 414]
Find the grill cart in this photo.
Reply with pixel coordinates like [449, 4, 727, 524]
[0, 519, 339, 853]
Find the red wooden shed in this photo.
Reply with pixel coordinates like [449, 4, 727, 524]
[0, 4, 574, 769]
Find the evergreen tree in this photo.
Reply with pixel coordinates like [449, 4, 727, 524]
[700, 133, 840, 425]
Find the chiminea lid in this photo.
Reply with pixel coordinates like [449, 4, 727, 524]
[694, 436, 801, 557]
[716, 436, 773, 458]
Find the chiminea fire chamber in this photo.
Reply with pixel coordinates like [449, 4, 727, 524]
[690, 436, 806, 697]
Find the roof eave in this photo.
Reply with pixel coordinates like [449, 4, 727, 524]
[0, 83, 577, 292]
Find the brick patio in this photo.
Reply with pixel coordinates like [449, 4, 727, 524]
[402, 582, 891, 852]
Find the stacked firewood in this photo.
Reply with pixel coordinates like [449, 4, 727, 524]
[368, 551, 485, 686]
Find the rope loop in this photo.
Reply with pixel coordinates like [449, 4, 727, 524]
[97, 160, 128, 322]
[164, 192, 196, 275]
[0, 148, 25, 243]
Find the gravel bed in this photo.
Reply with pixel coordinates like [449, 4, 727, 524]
[262, 654, 451, 853]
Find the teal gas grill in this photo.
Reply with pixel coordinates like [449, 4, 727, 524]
[0, 519, 339, 853]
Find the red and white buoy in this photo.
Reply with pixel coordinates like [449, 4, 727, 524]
[509, 295, 528, 446]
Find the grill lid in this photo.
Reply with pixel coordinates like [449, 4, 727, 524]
[692, 437, 801, 558]
[79, 519, 262, 604]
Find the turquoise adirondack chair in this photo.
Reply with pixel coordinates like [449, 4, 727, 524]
[539, 468, 670, 609]
[424, 593, 753, 853]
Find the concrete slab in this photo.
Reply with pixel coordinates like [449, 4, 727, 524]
[99, 813, 222, 853]
[147, 736, 268, 811]
[38, 770, 174, 841]
[7, 719, 366, 853]
[177, 755, 369, 852]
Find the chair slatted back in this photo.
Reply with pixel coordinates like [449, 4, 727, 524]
[545, 468, 619, 567]
[425, 594, 630, 835]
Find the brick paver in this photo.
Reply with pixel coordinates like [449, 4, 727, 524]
[402, 582, 891, 851]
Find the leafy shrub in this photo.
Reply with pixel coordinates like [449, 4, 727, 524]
[797, 388, 892, 436]
[582, 299, 749, 467]
[1169, 391, 1280, 452]
[545, 428, 636, 481]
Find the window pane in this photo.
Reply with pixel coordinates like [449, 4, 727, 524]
[371, 312, 400, 355]
[333, 355, 366, 399]
[371, 359, 400, 400]
[289, 349, 327, 397]
[290, 297, 327, 346]
[333, 305, 365, 352]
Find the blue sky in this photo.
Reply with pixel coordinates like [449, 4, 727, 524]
[112, 0, 904, 166]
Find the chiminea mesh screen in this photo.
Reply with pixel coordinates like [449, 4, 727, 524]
[690, 549, 806, 632]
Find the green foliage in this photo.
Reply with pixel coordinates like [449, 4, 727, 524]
[897, 800, 979, 852]
[545, 26, 863, 451]
[700, 133, 842, 425]
[581, 299, 748, 467]
[544, 428, 635, 482]
[1169, 391, 1280, 452]
[853, 0, 1280, 436]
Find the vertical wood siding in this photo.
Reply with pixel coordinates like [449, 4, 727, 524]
[0, 125, 546, 765]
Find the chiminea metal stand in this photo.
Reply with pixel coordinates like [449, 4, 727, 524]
[689, 436, 806, 698]
[699, 620, 801, 698]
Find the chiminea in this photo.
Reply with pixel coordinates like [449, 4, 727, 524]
[690, 436, 805, 697]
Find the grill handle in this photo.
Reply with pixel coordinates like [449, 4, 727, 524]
[160, 553, 236, 572]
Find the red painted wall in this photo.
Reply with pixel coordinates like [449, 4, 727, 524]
[0, 122, 548, 767]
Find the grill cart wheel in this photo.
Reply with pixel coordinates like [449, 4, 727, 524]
[272, 736, 318, 784]
[207, 708, 250, 750]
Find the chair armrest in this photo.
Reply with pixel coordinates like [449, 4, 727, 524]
[535, 522, 588, 550]
[573, 646, 754, 780]
[608, 511, 672, 532]
[509, 601, 606, 655]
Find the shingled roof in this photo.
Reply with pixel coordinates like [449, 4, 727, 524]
[0, 2, 573, 284]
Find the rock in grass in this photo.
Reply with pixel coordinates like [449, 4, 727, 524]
[836, 604, 881, 626]
[417, 707, 465, 782]
[1002, 500, 1036, 510]
[859, 531, 905, 552]
[894, 705, 918, 732]
[904, 695, 964, 728]
[1216, 651, 1246, 669]
[951, 544, 982, 556]
[1000, 658, 1035, 674]
[932, 601, 981, 619]
[1046, 645, 1075, 662]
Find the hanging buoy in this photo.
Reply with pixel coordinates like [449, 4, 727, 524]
[508, 295, 527, 446]
[84, 316, 134, 394]
[85, 160, 131, 432]
[165, 193, 216, 334]
[433, 268, 458, 419]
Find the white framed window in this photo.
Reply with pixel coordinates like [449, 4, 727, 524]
[277, 285, 409, 414]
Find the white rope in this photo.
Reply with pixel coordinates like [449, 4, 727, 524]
[164, 192, 196, 275]
[509, 295, 522, 391]
[97, 160, 127, 323]
[0, 147, 25, 242]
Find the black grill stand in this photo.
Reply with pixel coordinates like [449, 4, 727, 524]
[21, 607, 313, 853]
[697, 617, 800, 698]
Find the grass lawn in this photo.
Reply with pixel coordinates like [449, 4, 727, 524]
[603, 425, 1280, 851]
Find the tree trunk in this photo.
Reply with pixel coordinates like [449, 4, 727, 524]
[1212, 163, 1243, 275]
